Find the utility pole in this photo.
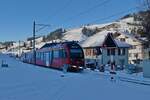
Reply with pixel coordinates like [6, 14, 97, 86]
[33, 21, 36, 64]
[19, 40, 21, 57]
[32, 21, 50, 64]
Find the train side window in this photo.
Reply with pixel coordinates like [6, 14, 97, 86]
[53, 50, 59, 58]
[39, 53, 41, 59]
[43, 53, 46, 61]
[59, 49, 66, 58]
[40, 53, 42, 59]
[37, 52, 40, 59]
[41, 52, 44, 60]
[61, 49, 67, 58]
[36, 53, 38, 59]
[24, 53, 26, 58]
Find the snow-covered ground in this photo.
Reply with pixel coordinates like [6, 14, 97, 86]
[0, 53, 150, 100]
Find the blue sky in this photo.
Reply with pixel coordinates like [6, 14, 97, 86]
[0, 0, 139, 42]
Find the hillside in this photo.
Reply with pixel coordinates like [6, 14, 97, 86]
[0, 13, 144, 54]
[61, 15, 142, 47]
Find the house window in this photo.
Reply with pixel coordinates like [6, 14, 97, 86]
[111, 49, 115, 55]
[85, 49, 89, 56]
[85, 49, 92, 56]
[118, 48, 126, 56]
[96, 48, 102, 55]
[107, 49, 110, 56]
[134, 53, 138, 59]
[90, 49, 92, 56]
[123, 48, 125, 55]
[93, 48, 97, 55]
[129, 53, 132, 57]
[118, 49, 121, 55]
[133, 39, 136, 42]
[132, 45, 136, 49]
[88, 49, 91, 56]
[107, 49, 115, 56]
[143, 44, 149, 49]
[85, 49, 88, 56]
[120, 38, 125, 42]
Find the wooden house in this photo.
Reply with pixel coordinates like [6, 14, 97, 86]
[81, 32, 131, 69]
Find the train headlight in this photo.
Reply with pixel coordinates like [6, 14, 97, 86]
[72, 65, 77, 68]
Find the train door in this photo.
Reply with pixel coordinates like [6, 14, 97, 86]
[45, 52, 50, 66]
[49, 51, 52, 66]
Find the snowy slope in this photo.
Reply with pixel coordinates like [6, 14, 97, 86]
[62, 16, 141, 47]
[63, 28, 87, 42]
[62, 23, 112, 42]
[85, 22, 113, 29]
[0, 54, 150, 100]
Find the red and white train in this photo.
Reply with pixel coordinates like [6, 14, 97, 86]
[21, 41, 85, 71]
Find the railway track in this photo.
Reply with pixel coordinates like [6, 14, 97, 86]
[117, 76, 150, 86]
[99, 72, 150, 86]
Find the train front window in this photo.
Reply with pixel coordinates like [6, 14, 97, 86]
[70, 49, 83, 58]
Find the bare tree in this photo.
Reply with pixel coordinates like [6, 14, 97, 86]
[146, 0, 150, 9]
[140, 0, 150, 43]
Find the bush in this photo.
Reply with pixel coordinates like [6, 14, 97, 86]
[82, 27, 96, 37]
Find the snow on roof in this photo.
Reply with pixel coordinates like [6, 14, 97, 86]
[35, 42, 45, 49]
[118, 31, 146, 43]
[115, 39, 132, 48]
[121, 31, 137, 39]
[22, 49, 31, 53]
[80, 30, 131, 48]
[80, 30, 115, 47]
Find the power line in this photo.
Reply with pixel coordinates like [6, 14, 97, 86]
[63, 0, 112, 23]
[37, 0, 74, 34]
[60, 7, 137, 30]
[35, 0, 137, 37]
[145, 0, 150, 9]
[42, 0, 73, 23]
[87, 7, 137, 24]
[40, 0, 112, 30]
[35, 24, 51, 33]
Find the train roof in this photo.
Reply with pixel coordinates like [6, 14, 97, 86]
[41, 43, 57, 49]
[40, 41, 79, 49]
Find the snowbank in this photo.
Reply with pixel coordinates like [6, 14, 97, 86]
[0, 54, 150, 100]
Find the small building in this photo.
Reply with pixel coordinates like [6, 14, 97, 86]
[81, 32, 131, 69]
[116, 32, 150, 64]
[142, 59, 150, 78]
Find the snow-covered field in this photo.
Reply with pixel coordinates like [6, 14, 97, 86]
[0, 53, 150, 100]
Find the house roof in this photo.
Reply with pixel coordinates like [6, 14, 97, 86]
[118, 31, 146, 44]
[80, 31, 108, 47]
[80, 31, 131, 48]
